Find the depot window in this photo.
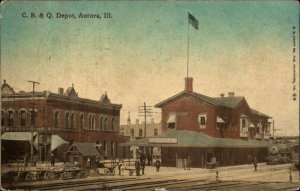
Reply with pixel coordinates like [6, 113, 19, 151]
[167, 114, 176, 129]
[198, 114, 207, 128]
[239, 115, 248, 132]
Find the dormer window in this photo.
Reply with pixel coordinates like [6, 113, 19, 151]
[199, 114, 207, 128]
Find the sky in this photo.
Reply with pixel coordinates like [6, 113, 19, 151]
[1, 1, 299, 136]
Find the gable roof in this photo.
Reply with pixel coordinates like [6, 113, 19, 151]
[212, 96, 244, 108]
[120, 130, 271, 148]
[67, 143, 101, 157]
[251, 108, 271, 118]
[155, 90, 244, 109]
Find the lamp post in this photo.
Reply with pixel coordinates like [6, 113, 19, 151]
[28, 80, 39, 164]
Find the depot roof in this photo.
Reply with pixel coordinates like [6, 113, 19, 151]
[154, 91, 270, 118]
[120, 130, 272, 148]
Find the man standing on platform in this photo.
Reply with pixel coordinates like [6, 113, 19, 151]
[135, 160, 140, 176]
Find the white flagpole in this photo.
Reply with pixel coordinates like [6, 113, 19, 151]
[187, 14, 190, 78]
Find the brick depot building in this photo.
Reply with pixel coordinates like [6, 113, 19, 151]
[122, 77, 272, 167]
[1, 80, 129, 162]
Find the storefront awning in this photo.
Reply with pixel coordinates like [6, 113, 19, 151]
[2, 132, 67, 151]
[1, 132, 37, 141]
[51, 135, 68, 151]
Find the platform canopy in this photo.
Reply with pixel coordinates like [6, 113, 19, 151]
[120, 130, 272, 148]
[1, 132, 37, 141]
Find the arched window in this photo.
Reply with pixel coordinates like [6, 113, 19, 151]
[103, 117, 108, 130]
[1, 111, 5, 126]
[8, 110, 14, 126]
[80, 114, 84, 130]
[28, 110, 37, 126]
[20, 110, 27, 126]
[70, 113, 75, 129]
[55, 111, 60, 128]
[88, 115, 92, 130]
[92, 115, 95, 130]
[65, 112, 69, 128]
[112, 117, 115, 131]
[102, 117, 107, 131]
[99, 116, 103, 130]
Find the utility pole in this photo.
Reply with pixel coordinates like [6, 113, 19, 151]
[28, 80, 40, 164]
[138, 102, 153, 138]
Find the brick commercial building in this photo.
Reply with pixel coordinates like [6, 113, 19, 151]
[121, 77, 272, 167]
[1, 80, 129, 162]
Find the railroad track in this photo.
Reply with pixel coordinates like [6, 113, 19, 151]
[6, 164, 298, 191]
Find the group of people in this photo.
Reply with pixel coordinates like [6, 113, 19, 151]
[116, 157, 160, 176]
[133, 153, 161, 176]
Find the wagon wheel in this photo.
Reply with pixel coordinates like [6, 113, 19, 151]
[76, 171, 85, 179]
[111, 169, 115, 175]
[36, 171, 44, 181]
[94, 168, 100, 174]
[45, 171, 56, 180]
[25, 172, 35, 181]
[104, 169, 110, 175]
[60, 172, 68, 179]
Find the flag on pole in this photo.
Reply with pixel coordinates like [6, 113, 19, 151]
[188, 12, 198, 30]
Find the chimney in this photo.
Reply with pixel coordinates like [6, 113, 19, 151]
[184, 77, 193, 92]
[58, 88, 64, 95]
[220, 93, 225, 97]
[228, 92, 235, 97]
[151, 118, 154, 124]
[136, 119, 139, 125]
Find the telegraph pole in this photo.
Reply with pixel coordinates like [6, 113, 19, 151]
[138, 103, 153, 138]
[28, 80, 40, 164]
